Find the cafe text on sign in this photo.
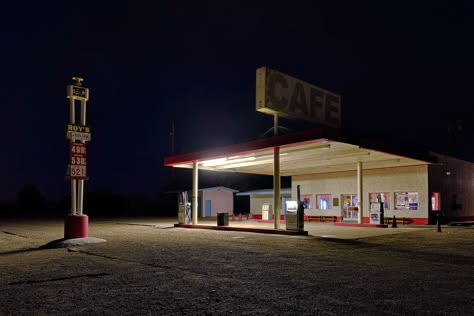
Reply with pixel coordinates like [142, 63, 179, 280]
[256, 67, 341, 128]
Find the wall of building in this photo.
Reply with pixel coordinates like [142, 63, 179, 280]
[250, 195, 274, 215]
[428, 153, 474, 223]
[201, 189, 234, 217]
[292, 165, 429, 224]
[249, 195, 292, 216]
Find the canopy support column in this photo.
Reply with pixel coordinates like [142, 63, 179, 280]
[273, 146, 281, 229]
[192, 161, 199, 225]
[357, 161, 363, 224]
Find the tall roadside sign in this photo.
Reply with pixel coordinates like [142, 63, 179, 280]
[64, 77, 91, 239]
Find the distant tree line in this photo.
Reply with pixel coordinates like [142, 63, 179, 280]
[0, 184, 170, 218]
[1, 172, 291, 218]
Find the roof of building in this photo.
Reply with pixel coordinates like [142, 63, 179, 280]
[198, 186, 239, 193]
[236, 188, 292, 196]
[164, 186, 239, 194]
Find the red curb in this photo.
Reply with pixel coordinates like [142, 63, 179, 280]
[257, 220, 286, 224]
[174, 224, 308, 236]
[333, 223, 388, 228]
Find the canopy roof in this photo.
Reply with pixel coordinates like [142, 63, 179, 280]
[164, 128, 436, 176]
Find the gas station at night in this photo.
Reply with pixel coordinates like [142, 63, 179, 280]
[63, 68, 473, 239]
[163, 68, 474, 233]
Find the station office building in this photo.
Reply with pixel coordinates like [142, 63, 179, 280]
[164, 128, 473, 225]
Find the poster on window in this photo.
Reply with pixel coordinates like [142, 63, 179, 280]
[395, 192, 418, 210]
[302, 195, 312, 209]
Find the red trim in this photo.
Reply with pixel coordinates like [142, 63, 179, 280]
[446, 215, 474, 222]
[405, 218, 429, 225]
[334, 223, 389, 228]
[64, 176, 90, 181]
[164, 127, 437, 166]
[251, 214, 285, 220]
[365, 216, 428, 225]
[258, 220, 286, 224]
[251, 214, 429, 225]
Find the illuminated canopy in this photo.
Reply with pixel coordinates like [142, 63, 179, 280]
[164, 128, 436, 176]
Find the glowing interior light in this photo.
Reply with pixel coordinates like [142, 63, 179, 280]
[201, 158, 227, 167]
[201, 156, 257, 167]
[201, 152, 288, 168]
[226, 156, 257, 164]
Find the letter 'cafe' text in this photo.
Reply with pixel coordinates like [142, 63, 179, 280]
[256, 67, 341, 128]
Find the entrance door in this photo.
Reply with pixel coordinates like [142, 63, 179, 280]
[342, 194, 358, 221]
[205, 200, 212, 217]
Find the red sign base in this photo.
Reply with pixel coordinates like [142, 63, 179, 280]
[64, 214, 89, 239]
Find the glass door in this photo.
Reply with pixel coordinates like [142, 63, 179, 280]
[342, 194, 358, 221]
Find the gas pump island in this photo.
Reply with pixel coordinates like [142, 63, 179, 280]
[64, 77, 91, 239]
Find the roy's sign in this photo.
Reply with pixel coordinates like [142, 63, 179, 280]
[256, 67, 341, 128]
[65, 124, 91, 142]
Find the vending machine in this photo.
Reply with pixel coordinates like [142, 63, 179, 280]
[262, 203, 273, 220]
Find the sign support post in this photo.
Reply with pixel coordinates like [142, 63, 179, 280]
[69, 94, 77, 216]
[64, 77, 91, 239]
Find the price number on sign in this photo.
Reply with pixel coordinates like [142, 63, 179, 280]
[69, 143, 87, 178]
[70, 143, 86, 155]
[71, 165, 86, 177]
[71, 156, 86, 165]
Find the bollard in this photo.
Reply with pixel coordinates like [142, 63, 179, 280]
[238, 212, 242, 221]
[231, 213, 235, 221]
[391, 215, 398, 228]
[436, 218, 442, 232]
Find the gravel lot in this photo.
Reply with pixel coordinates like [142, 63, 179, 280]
[0, 218, 473, 315]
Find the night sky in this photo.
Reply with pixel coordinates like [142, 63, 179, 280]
[1, 1, 473, 201]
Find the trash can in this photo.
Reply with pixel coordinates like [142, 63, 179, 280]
[217, 212, 229, 226]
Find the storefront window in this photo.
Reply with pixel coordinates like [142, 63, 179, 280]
[302, 194, 312, 209]
[316, 194, 332, 210]
[431, 192, 441, 211]
[395, 192, 418, 210]
[369, 192, 390, 210]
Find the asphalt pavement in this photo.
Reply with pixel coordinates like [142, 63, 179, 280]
[0, 217, 473, 315]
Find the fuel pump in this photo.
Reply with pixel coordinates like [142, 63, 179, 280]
[296, 185, 305, 232]
[378, 193, 385, 223]
[178, 192, 192, 224]
[369, 194, 385, 224]
[286, 185, 305, 232]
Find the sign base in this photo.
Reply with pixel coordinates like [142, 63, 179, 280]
[64, 214, 89, 239]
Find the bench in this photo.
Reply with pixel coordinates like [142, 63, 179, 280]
[384, 217, 411, 225]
